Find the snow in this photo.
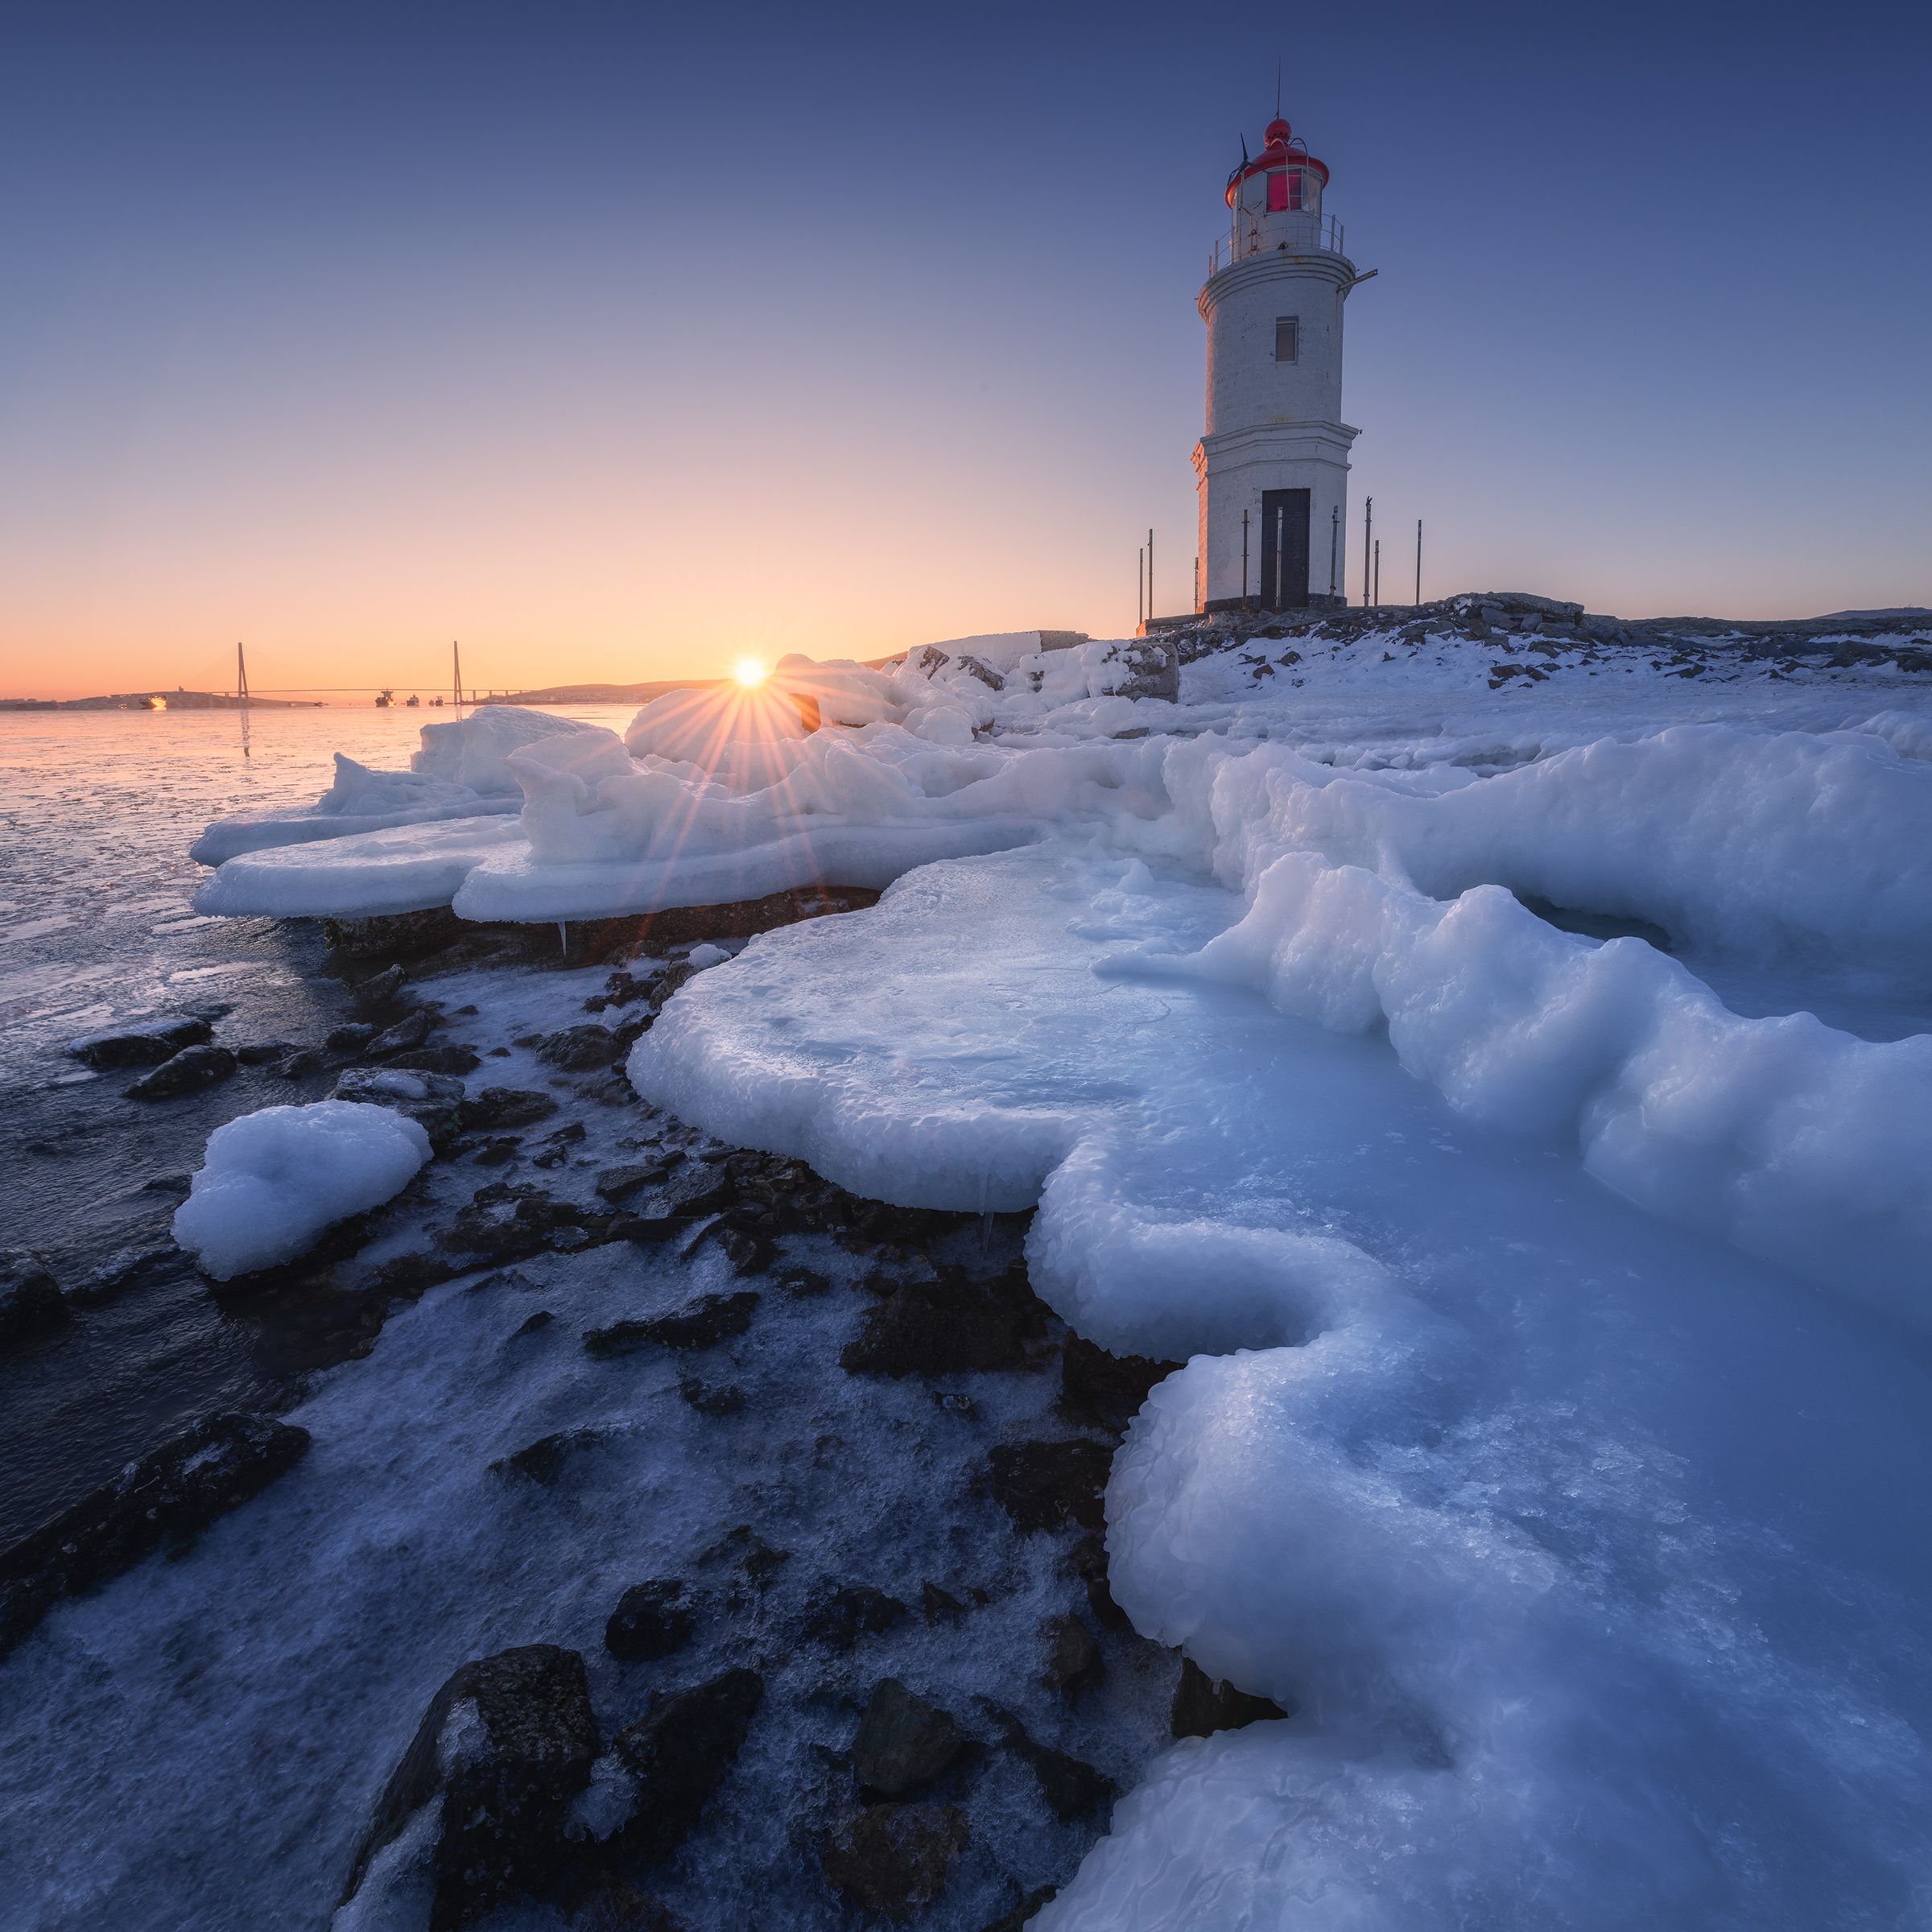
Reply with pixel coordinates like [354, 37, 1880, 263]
[627, 837, 1932, 1929]
[171, 1100, 432, 1280]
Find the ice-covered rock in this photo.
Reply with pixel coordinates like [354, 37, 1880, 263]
[172, 1100, 433, 1279]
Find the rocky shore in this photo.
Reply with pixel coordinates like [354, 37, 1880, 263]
[0, 889, 1282, 1930]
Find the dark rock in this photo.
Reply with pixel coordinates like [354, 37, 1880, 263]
[852, 1678, 962, 1798]
[778, 1266, 832, 1298]
[594, 1162, 666, 1201]
[142, 1171, 193, 1195]
[326, 1022, 377, 1053]
[654, 1164, 737, 1220]
[677, 1375, 745, 1416]
[332, 1065, 467, 1140]
[472, 1137, 521, 1167]
[1063, 1534, 1129, 1631]
[235, 1040, 295, 1065]
[920, 1581, 968, 1625]
[604, 1580, 696, 1663]
[1040, 1612, 1103, 1696]
[0, 1252, 68, 1352]
[369, 1009, 434, 1055]
[68, 1013, 213, 1067]
[277, 1048, 324, 1079]
[510, 1310, 554, 1339]
[803, 1582, 907, 1651]
[388, 1043, 483, 1077]
[341, 1644, 600, 1930]
[371, 1249, 466, 1298]
[584, 1291, 759, 1356]
[461, 1087, 559, 1131]
[978, 1700, 1115, 1823]
[125, 1042, 237, 1100]
[823, 1802, 969, 1922]
[493, 1428, 607, 1486]
[353, 964, 410, 1015]
[1170, 1657, 1290, 1738]
[931, 1390, 976, 1418]
[841, 1274, 1030, 1377]
[0, 1412, 309, 1657]
[608, 1212, 690, 1246]
[451, 1183, 609, 1265]
[985, 1439, 1113, 1533]
[535, 1025, 620, 1071]
[71, 1244, 187, 1303]
[612, 1669, 764, 1864]
[1058, 1335, 1179, 1433]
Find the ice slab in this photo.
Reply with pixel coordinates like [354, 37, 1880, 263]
[630, 839, 1932, 1929]
[191, 815, 523, 919]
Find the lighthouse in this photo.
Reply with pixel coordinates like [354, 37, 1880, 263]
[1194, 110, 1368, 612]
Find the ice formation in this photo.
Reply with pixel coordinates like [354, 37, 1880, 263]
[168, 625, 1932, 1923]
[628, 839, 1932, 1930]
[171, 1100, 432, 1280]
[188, 706, 605, 865]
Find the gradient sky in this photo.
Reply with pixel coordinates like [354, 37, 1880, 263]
[2, 0, 1927, 699]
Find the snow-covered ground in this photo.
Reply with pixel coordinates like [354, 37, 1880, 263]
[10, 613, 1931, 1928]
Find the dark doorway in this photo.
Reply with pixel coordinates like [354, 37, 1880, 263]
[1259, 489, 1310, 610]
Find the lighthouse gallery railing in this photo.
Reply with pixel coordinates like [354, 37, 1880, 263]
[1208, 212, 1346, 277]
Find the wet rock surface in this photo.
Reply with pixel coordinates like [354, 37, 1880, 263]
[852, 1678, 964, 1798]
[0, 1252, 68, 1354]
[342, 1642, 603, 1931]
[1170, 1656, 1292, 1736]
[0, 1410, 310, 1657]
[824, 1801, 972, 1921]
[68, 1013, 213, 1068]
[605, 1580, 697, 1662]
[124, 1042, 237, 1100]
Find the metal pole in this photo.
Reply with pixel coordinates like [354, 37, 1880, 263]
[1274, 506, 1284, 613]
[1373, 539, 1380, 608]
[1137, 547, 1144, 630]
[1363, 497, 1373, 608]
[1194, 555, 1200, 613]
[453, 640, 464, 711]
[1242, 510, 1250, 607]
[1415, 520, 1422, 607]
[1329, 506, 1339, 598]
[1148, 528, 1154, 622]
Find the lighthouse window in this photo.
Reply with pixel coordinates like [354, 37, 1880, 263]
[1274, 316, 1299, 363]
[1267, 169, 1306, 213]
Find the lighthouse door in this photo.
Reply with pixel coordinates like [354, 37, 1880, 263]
[1259, 489, 1310, 609]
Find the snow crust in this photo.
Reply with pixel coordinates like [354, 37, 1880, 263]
[172, 1100, 431, 1279]
[627, 840, 1932, 1930]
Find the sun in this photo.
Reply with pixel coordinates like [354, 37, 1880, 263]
[732, 657, 768, 688]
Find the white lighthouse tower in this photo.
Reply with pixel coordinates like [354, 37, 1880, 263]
[1194, 111, 1368, 612]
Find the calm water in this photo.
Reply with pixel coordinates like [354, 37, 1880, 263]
[0, 704, 634, 1542]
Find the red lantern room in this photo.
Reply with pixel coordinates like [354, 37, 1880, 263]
[1220, 116, 1336, 263]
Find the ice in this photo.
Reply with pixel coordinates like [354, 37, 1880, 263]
[171, 1100, 432, 1279]
[191, 814, 524, 919]
[629, 840, 1932, 1927]
[189, 707, 601, 865]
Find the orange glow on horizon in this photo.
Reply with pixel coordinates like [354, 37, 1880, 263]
[732, 657, 768, 688]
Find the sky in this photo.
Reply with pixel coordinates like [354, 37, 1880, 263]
[2, 0, 1928, 700]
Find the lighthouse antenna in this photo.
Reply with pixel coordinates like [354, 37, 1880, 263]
[1275, 59, 1282, 119]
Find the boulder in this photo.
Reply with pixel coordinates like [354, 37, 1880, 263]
[330, 1064, 467, 1142]
[368, 1009, 433, 1055]
[492, 1428, 609, 1487]
[352, 964, 410, 1015]
[604, 1580, 696, 1663]
[341, 1644, 601, 1931]
[535, 1024, 621, 1071]
[67, 1013, 212, 1067]
[612, 1668, 764, 1863]
[852, 1678, 963, 1798]
[823, 1802, 969, 1921]
[125, 1043, 237, 1100]
[0, 1411, 309, 1657]
[0, 1252, 68, 1352]
[1099, 637, 1179, 702]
